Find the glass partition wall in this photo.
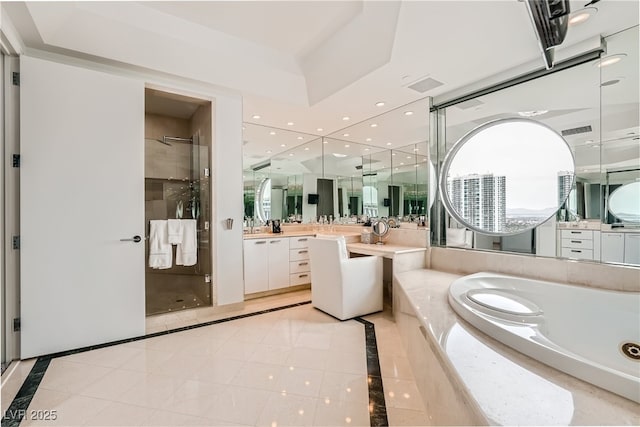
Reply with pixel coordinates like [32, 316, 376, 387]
[430, 25, 639, 267]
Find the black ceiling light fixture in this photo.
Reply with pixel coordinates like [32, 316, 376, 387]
[525, 0, 571, 70]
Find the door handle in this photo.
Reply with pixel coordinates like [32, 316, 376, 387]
[120, 235, 142, 243]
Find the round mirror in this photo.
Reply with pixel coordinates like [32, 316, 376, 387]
[440, 118, 575, 235]
[608, 181, 640, 223]
[371, 218, 390, 245]
[256, 177, 271, 223]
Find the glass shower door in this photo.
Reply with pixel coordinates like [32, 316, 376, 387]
[144, 132, 212, 315]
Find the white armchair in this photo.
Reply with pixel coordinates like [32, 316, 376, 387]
[308, 236, 383, 320]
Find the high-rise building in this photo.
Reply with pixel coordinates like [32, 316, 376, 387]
[448, 173, 506, 232]
[557, 171, 574, 207]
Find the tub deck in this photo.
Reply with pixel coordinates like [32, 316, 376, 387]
[393, 269, 640, 426]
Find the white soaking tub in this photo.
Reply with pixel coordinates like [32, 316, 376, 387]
[448, 272, 640, 403]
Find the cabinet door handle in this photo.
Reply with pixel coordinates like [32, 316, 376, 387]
[571, 250, 582, 253]
[270, 240, 280, 244]
[298, 250, 308, 254]
[571, 240, 581, 243]
[570, 231, 581, 234]
[298, 238, 308, 242]
[255, 241, 266, 245]
[298, 274, 308, 278]
[298, 262, 308, 266]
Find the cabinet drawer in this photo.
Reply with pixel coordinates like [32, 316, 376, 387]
[561, 238, 593, 250]
[290, 260, 310, 274]
[290, 248, 310, 261]
[561, 229, 593, 240]
[561, 247, 594, 260]
[290, 272, 311, 286]
[290, 236, 312, 249]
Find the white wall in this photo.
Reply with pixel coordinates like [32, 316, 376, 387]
[213, 96, 244, 305]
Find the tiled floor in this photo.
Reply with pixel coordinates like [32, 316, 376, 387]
[3, 295, 427, 426]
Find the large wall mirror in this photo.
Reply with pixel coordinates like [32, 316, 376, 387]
[242, 97, 432, 227]
[432, 25, 639, 267]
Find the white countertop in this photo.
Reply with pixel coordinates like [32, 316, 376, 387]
[395, 269, 640, 426]
[346, 242, 427, 258]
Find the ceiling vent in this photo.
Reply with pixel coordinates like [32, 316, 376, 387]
[406, 77, 444, 93]
[525, 0, 570, 69]
[561, 125, 592, 136]
[455, 99, 484, 110]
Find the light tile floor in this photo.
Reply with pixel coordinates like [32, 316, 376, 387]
[3, 294, 428, 426]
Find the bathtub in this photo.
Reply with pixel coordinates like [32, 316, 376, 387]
[448, 272, 640, 403]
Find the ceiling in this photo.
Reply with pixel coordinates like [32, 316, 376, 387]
[3, 0, 638, 148]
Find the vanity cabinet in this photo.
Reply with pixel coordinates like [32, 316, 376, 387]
[559, 229, 600, 260]
[600, 232, 640, 265]
[243, 235, 312, 294]
[624, 234, 640, 265]
[267, 238, 291, 290]
[243, 239, 269, 293]
[289, 236, 312, 286]
[601, 232, 625, 263]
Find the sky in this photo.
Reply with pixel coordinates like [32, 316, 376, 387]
[445, 120, 575, 211]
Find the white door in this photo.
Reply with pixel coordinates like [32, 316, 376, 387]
[20, 56, 145, 358]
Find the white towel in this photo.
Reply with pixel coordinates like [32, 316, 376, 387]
[176, 219, 197, 266]
[148, 220, 172, 269]
[167, 219, 183, 244]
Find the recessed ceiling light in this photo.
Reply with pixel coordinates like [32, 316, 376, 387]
[297, 136, 303, 140]
[317, 128, 324, 132]
[287, 122, 294, 126]
[342, 116, 350, 121]
[333, 153, 347, 158]
[404, 111, 414, 116]
[413, 148, 419, 151]
[595, 54, 626, 68]
[370, 123, 378, 128]
[344, 144, 350, 148]
[569, 7, 597, 26]
[269, 131, 276, 135]
[304, 147, 310, 151]
[252, 115, 261, 119]
[280, 144, 286, 147]
[400, 163, 404, 166]
[422, 158, 427, 162]
[375, 101, 385, 107]
[366, 138, 372, 142]
[364, 148, 370, 151]
[414, 164, 419, 168]
[392, 153, 396, 156]
[386, 142, 392, 146]
[289, 153, 294, 156]
[343, 133, 350, 137]
[266, 150, 272, 153]
[592, 144, 600, 148]
[518, 110, 548, 117]
[395, 167, 399, 171]
[242, 126, 246, 130]
[406, 156, 412, 159]
[323, 140, 328, 144]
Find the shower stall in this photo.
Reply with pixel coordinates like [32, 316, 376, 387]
[144, 88, 213, 315]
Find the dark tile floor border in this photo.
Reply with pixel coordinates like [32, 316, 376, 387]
[354, 317, 389, 427]
[2, 301, 389, 427]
